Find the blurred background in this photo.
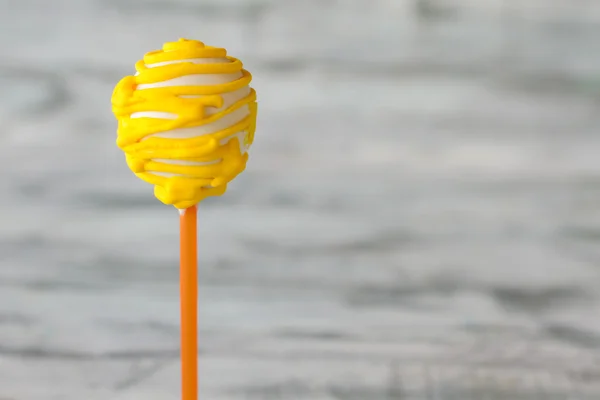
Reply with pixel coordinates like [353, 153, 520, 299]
[2, 0, 600, 398]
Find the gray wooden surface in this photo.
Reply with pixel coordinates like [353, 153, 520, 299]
[2, 0, 600, 398]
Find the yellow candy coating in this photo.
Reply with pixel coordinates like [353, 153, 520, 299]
[111, 39, 257, 209]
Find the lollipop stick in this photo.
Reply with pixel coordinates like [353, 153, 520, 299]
[179, 205, 198, 400]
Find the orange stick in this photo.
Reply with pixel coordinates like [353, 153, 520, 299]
[179, 205, 198, 400]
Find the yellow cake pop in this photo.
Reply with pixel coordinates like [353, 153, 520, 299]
[111, 38, 257, 208]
